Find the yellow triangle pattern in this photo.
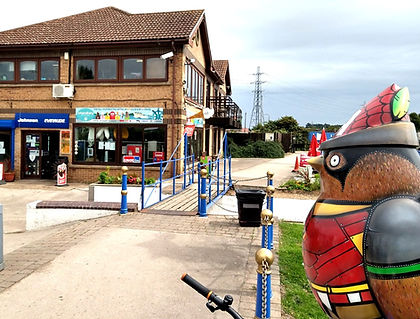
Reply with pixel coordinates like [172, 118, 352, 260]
[351, 233, 364, 255]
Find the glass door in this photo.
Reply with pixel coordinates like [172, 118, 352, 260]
[23, 132, 41, 178]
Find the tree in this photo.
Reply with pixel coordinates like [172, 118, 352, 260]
[409, 112, 420, 132]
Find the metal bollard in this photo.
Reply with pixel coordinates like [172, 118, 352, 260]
[199, 168, 207, 217]
[266, 184, 275, 250]
[255, 248, 274, 319]
[261, 209, 273, 250]
[0, 205, 3, 271]
[120, 166, 128, 215]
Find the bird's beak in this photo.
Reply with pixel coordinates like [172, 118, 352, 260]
[307, 156, 323, 171]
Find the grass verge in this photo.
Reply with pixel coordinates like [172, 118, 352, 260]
[279, 222, 326, 319]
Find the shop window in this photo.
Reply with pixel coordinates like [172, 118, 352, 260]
[95, 126, 116, 163]
[76, 59, 94, 80]
[121, 126, 143, 164]
[98, 59, 117, 80]
[19, 60, 37, 81]
[123, 58, 143, 80]
[74, 127, 95, 162]
[40, 60, 59, 81]
[74, 126, 116, 163]
[146, 58, 166, 79]
[74, 124, 166, 165]
[144, 127, 165, 163]
[0, 61, 14, 82]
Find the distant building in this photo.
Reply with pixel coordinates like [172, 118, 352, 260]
[0, 7, 242, 182]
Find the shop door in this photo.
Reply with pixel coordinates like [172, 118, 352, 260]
[22, 131, 60, 179]
[23, 132, 41, 178]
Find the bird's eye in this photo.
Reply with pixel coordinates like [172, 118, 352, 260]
[330, 155, 340, 167]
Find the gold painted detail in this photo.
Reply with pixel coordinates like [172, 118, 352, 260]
[313, 202, 370, 216]
[311, 282, 369, 294]
[121, 190, 128, 195]
[200, 194, 207, 199]
[351, 233, 364, 255]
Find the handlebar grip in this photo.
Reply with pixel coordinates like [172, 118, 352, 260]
[181, 273, 212, 299]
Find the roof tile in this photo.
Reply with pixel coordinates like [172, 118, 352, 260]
[0, 7, 204, 46]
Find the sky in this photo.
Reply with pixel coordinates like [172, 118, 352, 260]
[2, 0, 420, 127]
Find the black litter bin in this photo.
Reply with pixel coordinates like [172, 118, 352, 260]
[235, 189, 266, 227]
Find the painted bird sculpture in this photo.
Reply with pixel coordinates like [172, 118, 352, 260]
[302, 84, 420, 319]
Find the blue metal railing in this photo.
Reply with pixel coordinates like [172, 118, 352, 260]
[197, 155, 232, 216]
[141, 155, 195, 209]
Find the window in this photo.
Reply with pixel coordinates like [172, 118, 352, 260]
[184, 63, 205, 105]
[146, 58, 166, 79]
[144, 127, 165, 163]
[123, 58, 143, 79]
[0, 61, 14, 82]
[74, 126, 116, 164]
[98, 59, 117, 80]
[76, 59, 94, 80]
[40, 60, 59, 81]
[74, 56, 167, 83]
[0, 58, 59, 83]
[19, 61, 37, 81]
[74, 124, 166, 165]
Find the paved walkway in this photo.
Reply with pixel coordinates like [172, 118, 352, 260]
[0, 213, 280, 319]
[0, 154, 307, 318]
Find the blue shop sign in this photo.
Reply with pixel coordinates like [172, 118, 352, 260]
[15, 113, 69, 129]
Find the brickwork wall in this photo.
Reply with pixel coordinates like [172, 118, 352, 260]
[0, 45, 213, 182]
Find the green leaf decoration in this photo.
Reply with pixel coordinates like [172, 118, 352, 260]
[392, 87, 410, 120]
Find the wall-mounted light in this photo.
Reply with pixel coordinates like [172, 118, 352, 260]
[64, 52, 69, 60]
[189, 58, 196, 63]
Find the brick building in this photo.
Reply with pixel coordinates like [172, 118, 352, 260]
[0, 7, 242, 182]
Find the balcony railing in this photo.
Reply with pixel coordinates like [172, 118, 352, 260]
[206, 96, 242, 129]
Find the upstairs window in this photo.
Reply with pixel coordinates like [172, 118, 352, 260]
[146, 58, 166, 79]
[184, 63, 204, 105]
[0, 58, 59, 83]
[123, 58, 143, 80]
[40, 60, 59, 81]
[98, 59, 117, 80]
[0, 61, 14, 82]
[76, 59, 95, 80]
[19, 61, 37, 81]
[74, 56, 167, 83]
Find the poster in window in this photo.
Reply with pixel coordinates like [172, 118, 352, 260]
[60, 130, 71, 155]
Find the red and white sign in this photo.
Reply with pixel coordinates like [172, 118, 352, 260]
[300, 155, 310, 167]
[123, 155, 141, 163]
[153, 151, 165, 162]
[56, 163, 67, 186]
[127, 145, 142, 156]
[184, 124, 195, 137]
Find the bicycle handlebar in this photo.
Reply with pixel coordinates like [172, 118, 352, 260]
[181, 273, 212, 299]
[181, 273, 243, 319]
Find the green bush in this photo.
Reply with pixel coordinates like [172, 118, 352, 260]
[230, 140, 284, 158]
[98, 167, 115, 184]
[281, 173, 320, 191]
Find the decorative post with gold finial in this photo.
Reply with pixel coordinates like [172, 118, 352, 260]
[120, 166, 128, 215]
[261, 209, 273, 250]
[255, 248, 274, 319]
[199, 168, 208, 217]
[266, 177, 275, 250]
[266, 171, 274, 211]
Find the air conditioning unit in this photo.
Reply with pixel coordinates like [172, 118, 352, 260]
[52, 84, 74, 98]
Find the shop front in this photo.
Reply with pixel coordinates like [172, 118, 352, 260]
[74, 107, 165, 166]
[15, 113, 69, 179]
